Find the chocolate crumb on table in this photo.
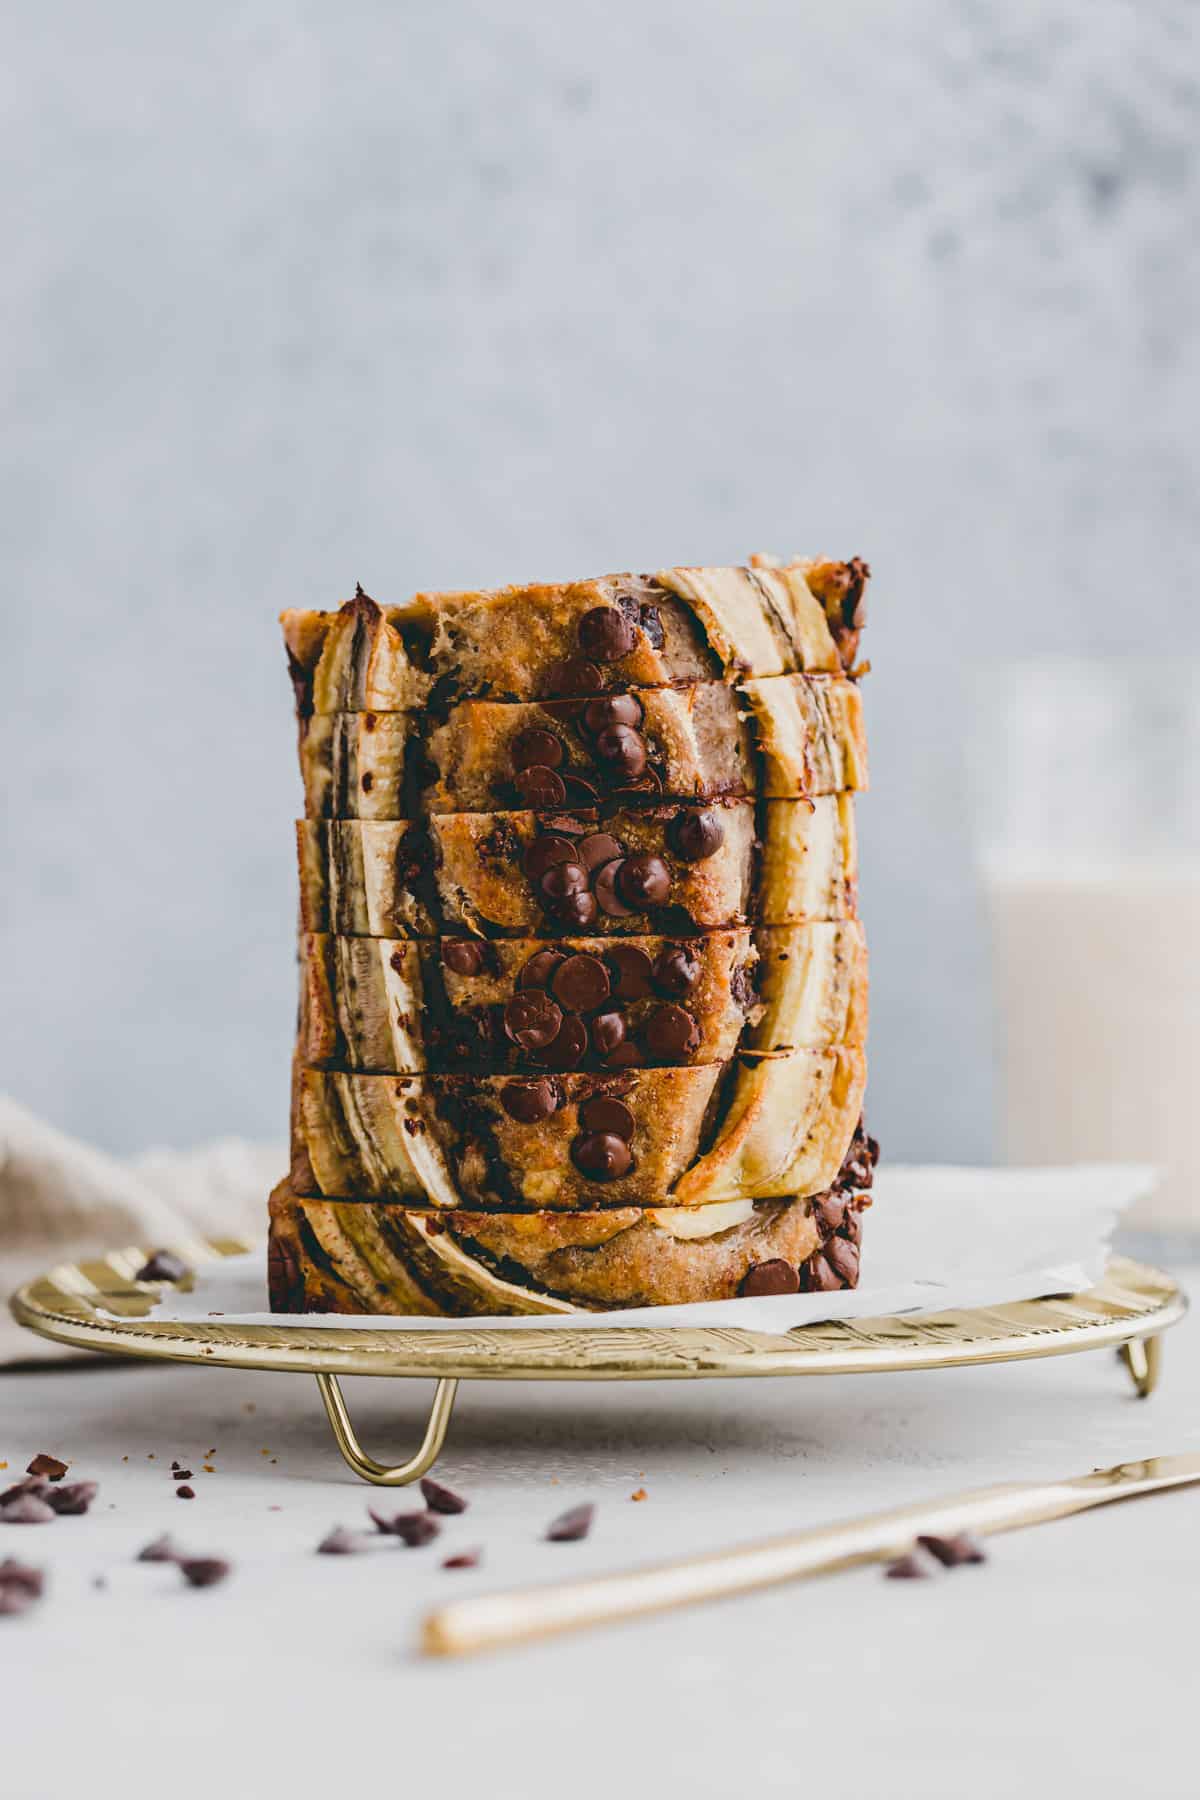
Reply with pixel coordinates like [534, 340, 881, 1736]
[546, 1504, 595, 1542]
[420, 1478, 468, 1515]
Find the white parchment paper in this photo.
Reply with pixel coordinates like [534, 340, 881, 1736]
[114, 1163, 1160, 1333]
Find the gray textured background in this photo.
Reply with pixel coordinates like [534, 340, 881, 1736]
[4, 0, 1198, 1160]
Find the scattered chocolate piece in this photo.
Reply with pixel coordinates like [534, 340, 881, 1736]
[590, 1010, 627, 1058]
[135, 1251, 190, 1284]
[579, 1096, 635, 1140]
[504, 991, 564, 1052]
[671, 809, 725, 863]
[552, 953, 610, 1013]
[1, 1478, 49, 1507]
[420, 1477, 468, 1515]
[885, 1551, 934, 1581]
[643, 1003, 700, 1058]
[317, 1526, 364, 1555]
[46, 1482, 98, 1516]
[26, 1454, 68, 1482]
[554, 890, 599, 929]
[571, 1132, 633, 1181]
[511, 727, 564, 771]
[442, 940, 484, 976]
[582, 693, 643, 735]
[561, 774, 600, 806]
[517, 949, 566, 990]
[136, 1534, 181, 1562]
[653, 945, 700, 997]
[577, 831, 623, 873]
[369, 1508, 440, 1547]
[500, 1077, 561, 1124]
[515, 765, 567, 808]
[547, 1503, 595, 1542]
[578, 606, 635, 663]
[179, 1557, 231, 1589]
[616, 853, 671, 909]
[539, 861, 589, 905]
[442, 1549, 481, 1569]
[524, 835, 579, 883]
[176, 1485, 195, 1500]
[739, 1259, 801, 1297]
[0, 1559, 44, 1616]
[543, 655, 603, 696]
[917, 1532, 987, 1568]
[538, 1013, 589, 1069]
[607, 944, 655, 999]
[594, 724, 647, 779]
[593, 859, 636, 918]
[170, 1468, 193, 1483]
[1, 1494, 55, 1525]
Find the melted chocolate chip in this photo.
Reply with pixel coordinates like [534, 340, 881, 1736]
[578, 606, 636, 663]
[560, 774, 601, 806]
[555, 890, 600, 928]
[594, 724, 647, 779]
[500, 1077, 561, 1123]
[543, 656, 604, 696]
[442, 940, 483, 976]
[539, 861, 589, 904]
[602, 1040, 645, 1068]
[671, 809, 726, 863]
[644, 1003, 700, 1058]
[579, 1095, 635, 1139]
[539, 1013, 589, 1069]
[517, 949, 566, 991]
[593, 859, 636, 918]
[524, 835, 579, 882]
[577, 832, 623, 872]
[582, 693, 643, 735]
[617, 854, 671, 909]
[552, 953, 611, 1013]
[740, 1259, 801, 1297]
[571, 1132, 633, 1180]
[653, 944, 700, 997]
[515, 765, 567, 808]
[590, 1010, 627, 1059]
[503, 992, 563, 1052]
[511, 727, 564, 771]
[606, 944, 655, 999]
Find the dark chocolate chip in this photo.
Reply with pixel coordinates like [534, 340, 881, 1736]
[524, 835, 580, 882]
[653, 944, 700, 997]
[824, 1236, 861, 1285]
[643, 1003, 699, 1058]
[593, 859, 637, 918]
[420, 1477, 468, 1515]
[602, 1040, 645, 1068]
[594, 724, 647, 779]
[179, 1557, 231, 1588]
[671, 809, 726, 863]
[539, 813, 589, 838]
[0, 1559, 44, 1598]
[515, 765, 567, 808]
[617, 854, 671, 909]
[2, 1479, 49, 1507]
[317, 1526, 364, 1555]
[579, 1096, 635, 1140]
[582, 693, 644, 735]
[578, 606, 635, 662]
[917, 1532, 987, 1568]
[607, 944, 655, 999]
[538, 1014, 589, 1069]
[552, 953, 611, 1013]
[0, 1494, 55, 1524]
[547, 1503, 595, 1542]
[739, 1259, 801, 1297]
[590, 1011, 627, 1059]
[571, 1132, 633, 1181]
[369, 1509, 440, 1547]
[554, 890, 599, 929]
[560, 774, 601, 806]
[134, 1251, 189, 1284]
[608, 767, 663, 800]
[137, 1535, 181, 1563]
[577, 832, 623, 873]
[511, 727, 564, 771]
[47, 1482, 98, 1516]
[503, 991, 563, 1052]
[175, 1485, 195, 1500]
[500, 1077, 561, 1123]
[442, 940, 484, 976]
[517, 949, 566, 991]
[26, 1455, 68, 1482]
[539, 861, 589, 904]
[885, 1551, 934, 1581]
[442, 1549, 481, 1569]
[544, 655, 605, 696]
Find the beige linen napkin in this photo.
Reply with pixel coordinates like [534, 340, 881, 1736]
[0, 1095, 280, 1365]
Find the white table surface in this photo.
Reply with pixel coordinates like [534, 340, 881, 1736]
[3, 1265, 1198, 1800]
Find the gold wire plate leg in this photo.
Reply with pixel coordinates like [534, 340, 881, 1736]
[315, 1373, 459, 1485]
[1119, 1334, 1161, 1398]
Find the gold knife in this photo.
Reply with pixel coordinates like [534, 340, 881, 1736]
[421, 1452, 1200, 1658]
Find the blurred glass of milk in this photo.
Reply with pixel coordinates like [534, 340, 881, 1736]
[975, 660, 1200, 1231]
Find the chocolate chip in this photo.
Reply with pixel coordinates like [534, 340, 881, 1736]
[179, 1557, 231, 1588]
[577, 832, 623, 872]
[515, 765, 567, 808]
[547, 1503, 595, 1542]
[511, 727, 564, 771]
[593, 859, 636, 918]
[594, 724, 647, 778]
[0, 1560, 44, 1599]
[608, 767, 663, 800]
[607, 944, 655, 999]
[539, 1013, 589, 1069]
[26, 1455, 68, 1482]
[671, 809, 725, 863]
[617, 854, 671, 909]
[590, 1010, 627, 1059]
[917, 1532, 987, 1568]
[442, 940, 483, 976]
[442, 1549, 481, 1569]
[885, 1551, 934, 1581]
[1, 1478, 49, 1507]
[602, 1040, 645, 1068]
[560, 774, 600, 806]
[524, 835, 580, 882]
[0, 1494, 55, 1524]
[420, 1477, 468, 1515]
[136, 1535, 181, 1563]
[176, 1485, 195, 1500]
[824, 1236, 861, 1285]
[517, 950, 566, 991]
[571, 1132, 633, 1181]
[543, 656, 604, 696]
[653, 944, 700, 997]
[739, 1259, 801, 1297]
[369, 1509, 440, 1547]
[317, 1526, 364, 1555]
[578, 606, 635, 662]
[643, 1003, 699, 1058]
[500, 1077, 561, 1123]
[552, 953, 611, 1013]
[539, 813, 590, 838]
[539, 861, 589, 904]
[582, 693, 643, 735]
[554, 890, 599, 929]
[46, 1482, 98, 1516]
[134, 1251, 189, 1284]
[503, 991, 563, 1052]
[579, 1096, 635, 1139]
[0, 1586, 40, 1617]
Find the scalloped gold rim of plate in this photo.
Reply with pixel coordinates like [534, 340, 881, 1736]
[7, 1244, 1187, 1382]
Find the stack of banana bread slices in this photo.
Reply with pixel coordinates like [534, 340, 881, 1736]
[269, 555, 878, 1316]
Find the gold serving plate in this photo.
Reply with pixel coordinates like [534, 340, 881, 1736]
[9, 1245, 1186, 1489]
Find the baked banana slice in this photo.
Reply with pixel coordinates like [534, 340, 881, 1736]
[281, 557, 867, 713]
[297, 675, 866, 820]
[297, 796, 859, 939]
[299, 923, 868, 1073]
[290, 1047, 866, 1211]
